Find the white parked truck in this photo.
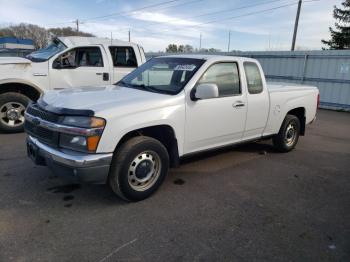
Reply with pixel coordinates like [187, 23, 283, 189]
[0, 36, 146, 133]
[25, 55, 319, 201]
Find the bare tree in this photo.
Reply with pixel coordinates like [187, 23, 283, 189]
[0, 23, 48, 49]
[48, 27, 94, 37]
[0, 23, 95, 49]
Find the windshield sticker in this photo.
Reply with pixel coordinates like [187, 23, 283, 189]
[174, 64, 196, 71]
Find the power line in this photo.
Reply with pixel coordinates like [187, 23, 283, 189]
[85, 0, 204, 23]
[153, 0, 286, 23]
[93, 0, 298, 35]
[48, 0, 282, 29]
[45, 0, 185, 27]
[167, 0, 318, 30]
[82, 0, 183, 22]
[140, 0, 290, 28]
[129, 0, 319, 47]
[88, 0, 317, 41]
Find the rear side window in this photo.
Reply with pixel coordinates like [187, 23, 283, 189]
[109, 46, 137, 67]
[197, 62, 241, 96]
[244, 62, 263, 94]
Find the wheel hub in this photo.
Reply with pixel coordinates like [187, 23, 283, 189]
[135, 160, 153, 180]
[285, 124, 296, 146]
[6, 108, 20, 121]
[128, 151, 161, 192]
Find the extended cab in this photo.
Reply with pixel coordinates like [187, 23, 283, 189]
[24, 55, 319, 201]
[0, 36, 146, 133]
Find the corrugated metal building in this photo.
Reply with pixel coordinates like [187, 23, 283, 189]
[146, 50, 350, 111]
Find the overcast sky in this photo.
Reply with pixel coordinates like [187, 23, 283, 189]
[0, 0, 343, 52]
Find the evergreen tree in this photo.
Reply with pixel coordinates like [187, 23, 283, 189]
[322, 0, 350, 49]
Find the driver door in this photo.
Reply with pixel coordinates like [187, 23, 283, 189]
[184, 62, 247, 154]
[49, 46, 111, 90]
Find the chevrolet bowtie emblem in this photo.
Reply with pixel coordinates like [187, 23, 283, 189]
[32, 117, 41, 126]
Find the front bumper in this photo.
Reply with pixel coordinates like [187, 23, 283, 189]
[27, 135, 113, 184]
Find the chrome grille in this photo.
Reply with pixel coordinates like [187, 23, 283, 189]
[25, 103, 59, 146]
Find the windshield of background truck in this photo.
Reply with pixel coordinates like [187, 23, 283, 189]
[118, 57, 205, 95]
[26, 39, 67, 62]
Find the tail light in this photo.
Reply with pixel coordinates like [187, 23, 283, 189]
[317, 93, 320, 108]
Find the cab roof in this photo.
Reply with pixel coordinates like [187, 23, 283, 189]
[58, 36, 139, 48]
[159, 54, 257, 63]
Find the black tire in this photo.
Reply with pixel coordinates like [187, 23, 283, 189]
[108, 136, 169, 202]
[272, 114, 300, 153]
[0, 92, 30, 133]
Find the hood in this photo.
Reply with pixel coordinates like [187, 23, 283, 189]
[42, 85, 179, 116]
[0, 57, 31, 65]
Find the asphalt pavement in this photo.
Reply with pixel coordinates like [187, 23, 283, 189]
[0, 109, 349, 262]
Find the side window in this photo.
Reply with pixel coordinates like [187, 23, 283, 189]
[109, 46, 137, 67]
[54, 47, 103, 68]
[244, 62, 263, 94]
[76, 47, 103, 67]
[197, 62, 240, 96]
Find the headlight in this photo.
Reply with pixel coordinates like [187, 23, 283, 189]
[59, 134, 101, 153]
[60, 134, 87, 152]
[59, 116, 106, 153]
[61, 116, 105, 128]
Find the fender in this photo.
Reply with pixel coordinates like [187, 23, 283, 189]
[0, 78, 43, 95]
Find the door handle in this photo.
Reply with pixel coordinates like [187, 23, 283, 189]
[96, 72, 109, 81]
[103, 72, 109, 81]
[233, 101, 245, 108]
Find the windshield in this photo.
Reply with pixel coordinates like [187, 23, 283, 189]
[117, 57, 205, 95]
[26, 38, 67, 62]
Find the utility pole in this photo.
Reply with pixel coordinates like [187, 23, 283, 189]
[199, 33, 202, 50]
[128, 29, 131, 42]
[227, 30, 231, 52]
[291, 0, 302, 51]
[75, 19, 79, 32]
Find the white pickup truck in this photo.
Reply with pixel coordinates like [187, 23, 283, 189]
[0, 36, 146, 133]
[24, 55, 319, 201]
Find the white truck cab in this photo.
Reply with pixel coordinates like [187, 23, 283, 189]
[0, 36, 146, 132]
[24, 55, 319, 201]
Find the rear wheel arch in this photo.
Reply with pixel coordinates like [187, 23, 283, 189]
[115, 125, 180, 168]
[286, 107, 306, 135]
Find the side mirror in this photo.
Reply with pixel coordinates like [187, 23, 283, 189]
[52, 59, 62, 69]
[193, 83, 219, 100]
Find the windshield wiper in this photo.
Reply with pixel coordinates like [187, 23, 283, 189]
[117, 81, 174, 95]
[131, 84, 174, 95]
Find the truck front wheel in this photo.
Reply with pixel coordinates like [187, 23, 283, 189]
[273, 114, 300, 152]
[108, 136, 169, 201]
[0, 92, 30, 133]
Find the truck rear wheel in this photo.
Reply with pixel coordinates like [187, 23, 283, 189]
[0, 92, 30, 133]
[108, 136, 169, 201]
[273, 114, 300, 152]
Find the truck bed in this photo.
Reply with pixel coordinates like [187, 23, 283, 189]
[267, 82, 318, 93]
